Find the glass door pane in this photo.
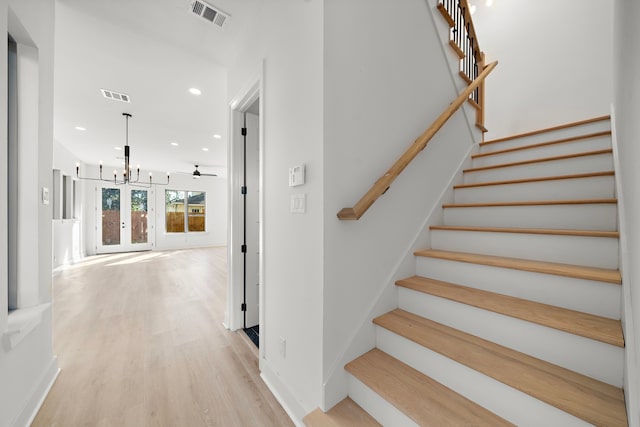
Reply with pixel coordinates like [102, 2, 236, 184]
[131, 189, 148, 244]
[101, 188, 121, 246]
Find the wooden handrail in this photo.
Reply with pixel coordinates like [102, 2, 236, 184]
[337, 61, 498, 221]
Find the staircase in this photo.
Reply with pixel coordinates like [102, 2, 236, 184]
[305, 116, 629, 426]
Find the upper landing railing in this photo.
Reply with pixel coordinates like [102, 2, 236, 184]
[337, 0, 495, 221]
[438, 0, 487, 130]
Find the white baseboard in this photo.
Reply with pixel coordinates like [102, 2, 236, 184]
[260, 361, 308, 427]
[15, 356, 59, 427]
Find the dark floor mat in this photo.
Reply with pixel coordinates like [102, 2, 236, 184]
[243, 325, 259, 348]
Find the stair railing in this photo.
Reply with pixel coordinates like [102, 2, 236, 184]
[438, 0, 487, 131]
[337, 60, 497, 221]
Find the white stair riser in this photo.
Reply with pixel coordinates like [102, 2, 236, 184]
[347, 374, 418, 427]
[481, 121, 611, 153]
[398, 288, 623, 386]
[415, 257, 621, 318]
[463, 154, 613, 184]
[431, 230, 619, 269]
[443, 204, 618, 231]
[454, 176, 615, 203]
[473, 135, 611, 168]
[375, 328, 592, 427]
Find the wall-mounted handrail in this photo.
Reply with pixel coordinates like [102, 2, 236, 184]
[337, 61, 497, 221]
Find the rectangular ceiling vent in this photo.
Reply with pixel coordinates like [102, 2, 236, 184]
[190, 1, 229, 28]
[101, 89, 131, 103]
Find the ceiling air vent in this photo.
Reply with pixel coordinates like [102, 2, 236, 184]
[190, 1, 230, 28]
[101, 89, 131, 103]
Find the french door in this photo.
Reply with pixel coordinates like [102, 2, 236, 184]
[96, 185, 154, 253]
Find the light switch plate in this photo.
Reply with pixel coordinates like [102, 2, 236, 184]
[290, 193, 306, 213]
[42, 187, 49, 205]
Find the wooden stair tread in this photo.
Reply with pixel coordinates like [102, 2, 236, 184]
[454, 171, 614, 189]
[396, 275, 623, 346]
[303, 398, 381, 427]
[373, 309, 627, 427]
[442, 198, 617, 208]
[448, 39, 465, 59]
[414, 249, 621, 284]
[458, 70, 472, 85]
[475, 122, 488, 133]
[467, 97, 481, 110]
[473, 131, 611, 159]
[464, 148, 613, 173]
[429, 225, 619, 238]
[345, 348, 514, 427]
[482, 116, 610, 146]
[436, 3, 455, 27]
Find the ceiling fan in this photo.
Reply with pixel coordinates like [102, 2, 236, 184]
[191, 164, 217, 178]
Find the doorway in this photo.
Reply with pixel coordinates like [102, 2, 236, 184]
[242, 106, 260, 343]
[96, 184, 154, 253]
[227, 77, 263, 355]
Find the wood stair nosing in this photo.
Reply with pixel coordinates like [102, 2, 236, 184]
[453, 171, 615, 189]
[374, 309, 627, 427]
[472, 131, 612, 159]
[414, 249, 622, 284]
[459, 70, 472, 85]
[449, 40, 465, 59]
[463, 148, 613, 173]
[303, 398, 381, 427]
[467, 97, 481, 111]
[429, 225, 619, 238]
[442, 198, 617, 208]
[482, 115, 611, 146]
[396, 275, 624, 347]
[345, 348, 515, 427]
[436, 3, 455, 28]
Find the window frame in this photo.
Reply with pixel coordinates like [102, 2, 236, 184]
[164, 189, 206, 233]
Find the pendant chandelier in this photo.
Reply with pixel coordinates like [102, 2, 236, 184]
[75, 113, 170, 187]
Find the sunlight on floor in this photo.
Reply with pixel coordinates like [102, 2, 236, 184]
[105, 252, 165, 266]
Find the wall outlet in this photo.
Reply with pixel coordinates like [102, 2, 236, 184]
[280, 337, 286, 358]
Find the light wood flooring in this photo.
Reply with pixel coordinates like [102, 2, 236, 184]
[32, 247, 293, 427]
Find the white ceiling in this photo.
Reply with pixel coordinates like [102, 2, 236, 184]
[54, 0, 259, 178]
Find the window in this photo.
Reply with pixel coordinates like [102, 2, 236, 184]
[165, 190, 206, 233]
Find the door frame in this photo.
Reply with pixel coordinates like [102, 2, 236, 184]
[226, 67, 264, 361]
[95, 183, 154, 254]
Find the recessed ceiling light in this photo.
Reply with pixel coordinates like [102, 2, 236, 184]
[485, 0, 494, 6]
[202, 147, 209, 152]
[171, 142, 179, 146]
[75, 126, 86, 131]
[189, 88, 202, 95]
[114, 147, 122, 151]
[213, 134, 221, 139]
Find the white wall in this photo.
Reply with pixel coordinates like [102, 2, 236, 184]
[322, 0, 480, 410]
[228, 0, 325, 419]
[229, 0, 483, 418]
[53, 139, 85, 268]
[473, 0, 613, 139]
[0, 0, 58, 425]
[613, 0, 640, 424]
